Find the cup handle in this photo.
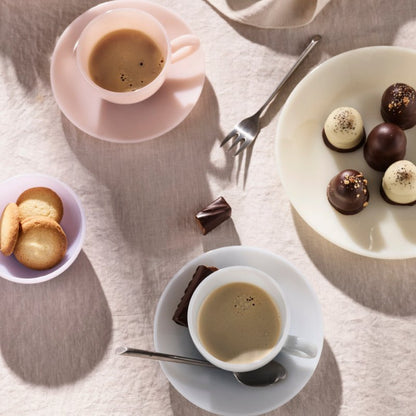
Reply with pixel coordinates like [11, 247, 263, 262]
[282, 335, 317, 358]
[170, 34, 200, 64]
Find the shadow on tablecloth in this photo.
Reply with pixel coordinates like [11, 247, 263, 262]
[293, 208, 416, 317]
[0, 251, 112, 386]
[0, 0, 98, 91]
[62, 77, 240, 316]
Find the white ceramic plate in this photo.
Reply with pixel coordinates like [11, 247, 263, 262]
[276, 46, 416, 259]
[50, 0, 205, 143]
[154, 246, 323, 416]
[0, 174, 86, 284]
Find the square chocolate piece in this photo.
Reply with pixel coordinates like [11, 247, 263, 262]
[195, 196, 231, 235]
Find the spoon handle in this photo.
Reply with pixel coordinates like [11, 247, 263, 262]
[116, 346, 215, 368]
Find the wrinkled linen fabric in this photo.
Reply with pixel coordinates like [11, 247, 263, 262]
[205, 0, 331, 28]
[1, 0, 416, 415]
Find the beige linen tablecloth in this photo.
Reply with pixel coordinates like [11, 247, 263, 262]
[1, 0, 416, 415]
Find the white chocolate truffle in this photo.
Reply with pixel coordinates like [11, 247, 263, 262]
[323, 107, 365, 151]
[381, 160, 416, 205]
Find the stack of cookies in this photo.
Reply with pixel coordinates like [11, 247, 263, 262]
[0, 187, 67, 270]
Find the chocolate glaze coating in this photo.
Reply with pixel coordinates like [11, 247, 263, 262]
[327, 169, 369, 215]
[363, 123, 406, 171]
[380, 184, 416, 206]
[322, 128, 366, 153]
[381, 83, 416, 130]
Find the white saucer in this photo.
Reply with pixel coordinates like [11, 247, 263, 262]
[276, 46, 416, 259]
[50, 0, 205, 143]
[154, 246, 323, 416]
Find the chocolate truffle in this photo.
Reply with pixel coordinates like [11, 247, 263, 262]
[363, 123, 406, 171]
[381, 83, 416, 130]
[322, 107, 366, 152]
[327, 169, 369, 215]
[381, 160, 416, 205]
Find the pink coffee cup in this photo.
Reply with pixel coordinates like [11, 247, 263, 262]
[76, 8, 200, 105]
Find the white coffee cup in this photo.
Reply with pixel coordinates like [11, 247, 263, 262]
[187, 265, 317, 373]
[75, 8, 200, 105]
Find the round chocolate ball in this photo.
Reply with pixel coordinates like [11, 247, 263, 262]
[381, 83, 416, 130]
[363, 123, 406, 171]
[327, 169, 369, 215]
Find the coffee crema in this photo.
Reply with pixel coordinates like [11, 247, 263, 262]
[197, 282, 280, 364]
[88, 29, 165, 93]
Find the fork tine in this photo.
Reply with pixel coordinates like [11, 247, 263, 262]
[220, 129, 238, 147]
[233, 138, 251, 156]
[228, 135, 243, 151]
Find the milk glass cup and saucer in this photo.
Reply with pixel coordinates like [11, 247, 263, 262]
[50, 0, 205, 142]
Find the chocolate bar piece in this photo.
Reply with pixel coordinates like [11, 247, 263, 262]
[172, 265, 218, 327]
[195, 196, 231, 235]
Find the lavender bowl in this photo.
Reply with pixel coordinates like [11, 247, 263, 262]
[0, 174, 86, 284]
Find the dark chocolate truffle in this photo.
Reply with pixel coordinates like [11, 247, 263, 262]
[381, 83, 416, 130]
[327, 169, 369, 215]
[363, 123, 406, 171]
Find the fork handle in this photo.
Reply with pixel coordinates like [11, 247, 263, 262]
[256, 35, 321, 118]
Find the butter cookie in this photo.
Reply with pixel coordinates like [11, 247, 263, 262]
[0, 203, 20, 256]
[14, 216, 67, 270]
[17, 187, 64, 223]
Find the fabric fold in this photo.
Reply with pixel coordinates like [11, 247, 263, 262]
[205, 0, 331, 28]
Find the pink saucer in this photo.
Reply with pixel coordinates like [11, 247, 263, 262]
[50, 0, 205, 143]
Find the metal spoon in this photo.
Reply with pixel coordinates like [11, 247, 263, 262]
[116, 346, 287, 387]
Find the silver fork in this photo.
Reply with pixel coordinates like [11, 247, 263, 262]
[221, 35, 321, 156]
